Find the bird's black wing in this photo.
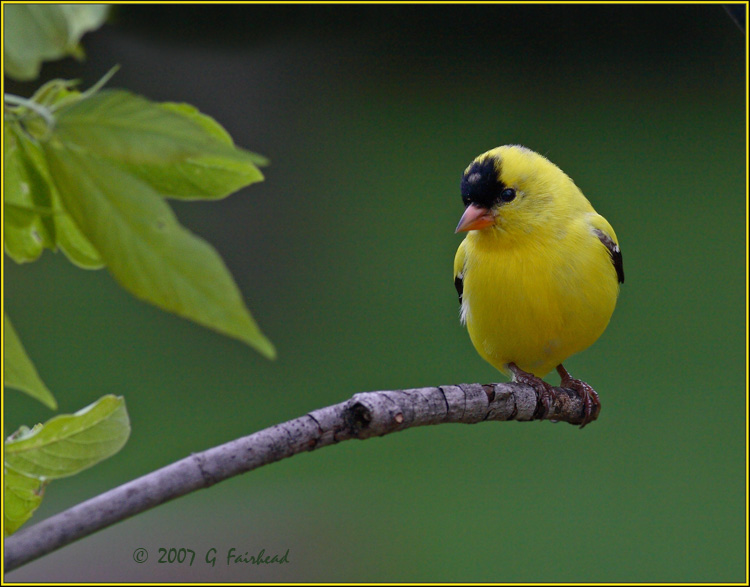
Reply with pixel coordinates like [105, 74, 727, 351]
[454, 274, 463, 305]
[593, 229, 624, 284]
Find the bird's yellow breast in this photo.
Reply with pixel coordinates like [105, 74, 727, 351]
[458, 214, 618, 377]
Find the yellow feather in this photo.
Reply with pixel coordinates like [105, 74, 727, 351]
[454, 145, 620, 377]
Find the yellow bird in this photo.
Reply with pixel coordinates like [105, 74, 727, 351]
[453, 145, 623, 427]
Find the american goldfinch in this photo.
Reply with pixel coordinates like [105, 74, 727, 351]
[454, 145, 623, 427]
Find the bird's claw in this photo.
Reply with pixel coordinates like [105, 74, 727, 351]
[560, 377, 600, 428]
[511, 363, 602, 427]
[508, 363, 559, 421]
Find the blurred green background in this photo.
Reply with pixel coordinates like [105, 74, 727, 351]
[4, 4, 745, 582]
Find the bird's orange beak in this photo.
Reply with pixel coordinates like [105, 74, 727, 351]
[455, 204, 494, 233]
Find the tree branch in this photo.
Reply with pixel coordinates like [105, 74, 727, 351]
[4, 381, 596, 572]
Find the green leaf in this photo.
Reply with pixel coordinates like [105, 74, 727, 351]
[3, 203, 44, 263]
[54, 89, 263, 166]
[109, 102, 266, 200]
[44, 145, 276, 358]
[55, 212, 106, 269]
[4, 395, 128, 535]
[4, 123, 104, 268]
[4, 395, 130, 480]
[4, 467, 45, 536]
[4, 4, 109, 81]
[161, 102, 269, 166]
[50, 90, 266, 200]
[161, 102, 237, 146]
[117, 151, 265, 201]
[3, 125, 54, 263]
[4, 313, 57, 410]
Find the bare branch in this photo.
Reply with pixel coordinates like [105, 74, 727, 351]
[4, 381, 595, 572]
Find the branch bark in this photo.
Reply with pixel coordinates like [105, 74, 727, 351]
[4, 380, 596, 572]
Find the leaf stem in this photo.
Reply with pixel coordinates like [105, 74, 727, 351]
[4, 94, 56, 132]
[47, 65, 120, 113]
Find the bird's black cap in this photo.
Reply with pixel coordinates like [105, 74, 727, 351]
[460, 157, 506, 209]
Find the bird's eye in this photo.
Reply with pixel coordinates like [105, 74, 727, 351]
[500, 188, 516, 202]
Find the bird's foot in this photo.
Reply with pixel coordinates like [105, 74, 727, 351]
[556, 365, 600, 428]
[508, 362, 558, 421]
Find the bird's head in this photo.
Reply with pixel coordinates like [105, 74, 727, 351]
[455, 145, 577, 236]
